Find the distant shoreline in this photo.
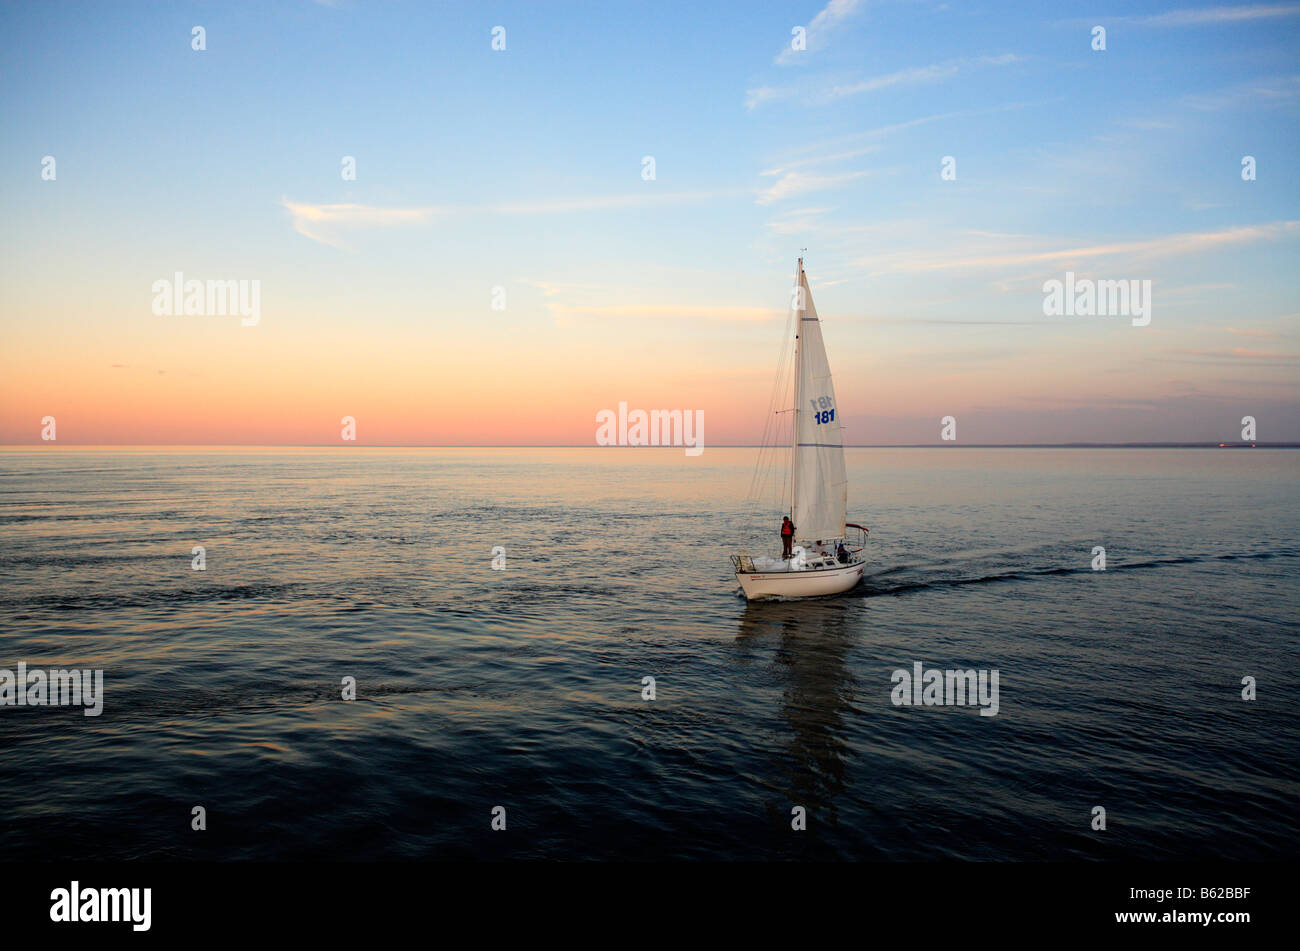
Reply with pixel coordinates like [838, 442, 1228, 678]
[1, 443, 1296, 451]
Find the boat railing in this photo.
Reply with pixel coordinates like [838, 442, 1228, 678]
[845, 522, 869, 551]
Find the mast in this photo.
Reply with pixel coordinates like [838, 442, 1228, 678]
[790, 257, 802, 526]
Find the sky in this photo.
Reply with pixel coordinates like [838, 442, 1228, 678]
[1, 0, 1297, 445]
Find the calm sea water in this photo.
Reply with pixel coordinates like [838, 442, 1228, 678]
[0, 447, 1296, 861]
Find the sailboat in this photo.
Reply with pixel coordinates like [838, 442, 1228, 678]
[731, 257, 867, 600]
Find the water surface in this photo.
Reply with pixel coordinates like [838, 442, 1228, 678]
[1, 447, 1296, 860]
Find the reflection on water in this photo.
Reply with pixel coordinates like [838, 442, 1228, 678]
[737, 600, 858, 830]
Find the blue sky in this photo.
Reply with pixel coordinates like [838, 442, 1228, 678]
[1, 1, 1298, 444]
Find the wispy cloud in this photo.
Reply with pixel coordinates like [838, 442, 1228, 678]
[1161, 282, 1236, 297]
[766, 207, 835, 234]
[519, 277, 796, 326]
[521, 280, 612, 299]
[776, 0, 865, 65]
[283, 190, 743, 246]
[762, 100, 1045, 172]
[757, 169, 878, 205]
[1173, 347, 1298, 362]
[1121, 117, 1179, 131]
[825, 62, 962, 99]
[1061, 4, 1300, 28]
[747, 54, 1020, 110]
[1135, 3, 1300, 26]
[744, 86, 781, 110]
[490, 190, 742, 215]
[280, 198, 443, 247]
[523, 279, 793, 326]
[853, 221, 1300, 274]
[1182, 75, 1300, 110]
[760, 145, 881, 177]
[551, 304, 782, 322]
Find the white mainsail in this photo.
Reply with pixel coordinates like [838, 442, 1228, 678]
[791, 260, 847, 544]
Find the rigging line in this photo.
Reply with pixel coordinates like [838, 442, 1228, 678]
[744, 301, 795, 505]
[742, 292, 798, 549]
[749, 319, 793, 500]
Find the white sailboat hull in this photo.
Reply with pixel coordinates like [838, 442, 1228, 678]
[736, 558, 865, 600]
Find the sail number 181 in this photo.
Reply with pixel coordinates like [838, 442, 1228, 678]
[810, 396, 835, 425]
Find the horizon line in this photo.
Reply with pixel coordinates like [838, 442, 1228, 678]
[0, 443, 1293, 450]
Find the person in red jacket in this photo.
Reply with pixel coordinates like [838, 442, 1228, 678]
[780, 516, 795, 560]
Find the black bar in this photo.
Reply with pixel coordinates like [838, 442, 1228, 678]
[1, 862, 1284, 937]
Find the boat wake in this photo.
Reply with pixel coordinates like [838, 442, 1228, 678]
[857, 547, 1297, 598]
